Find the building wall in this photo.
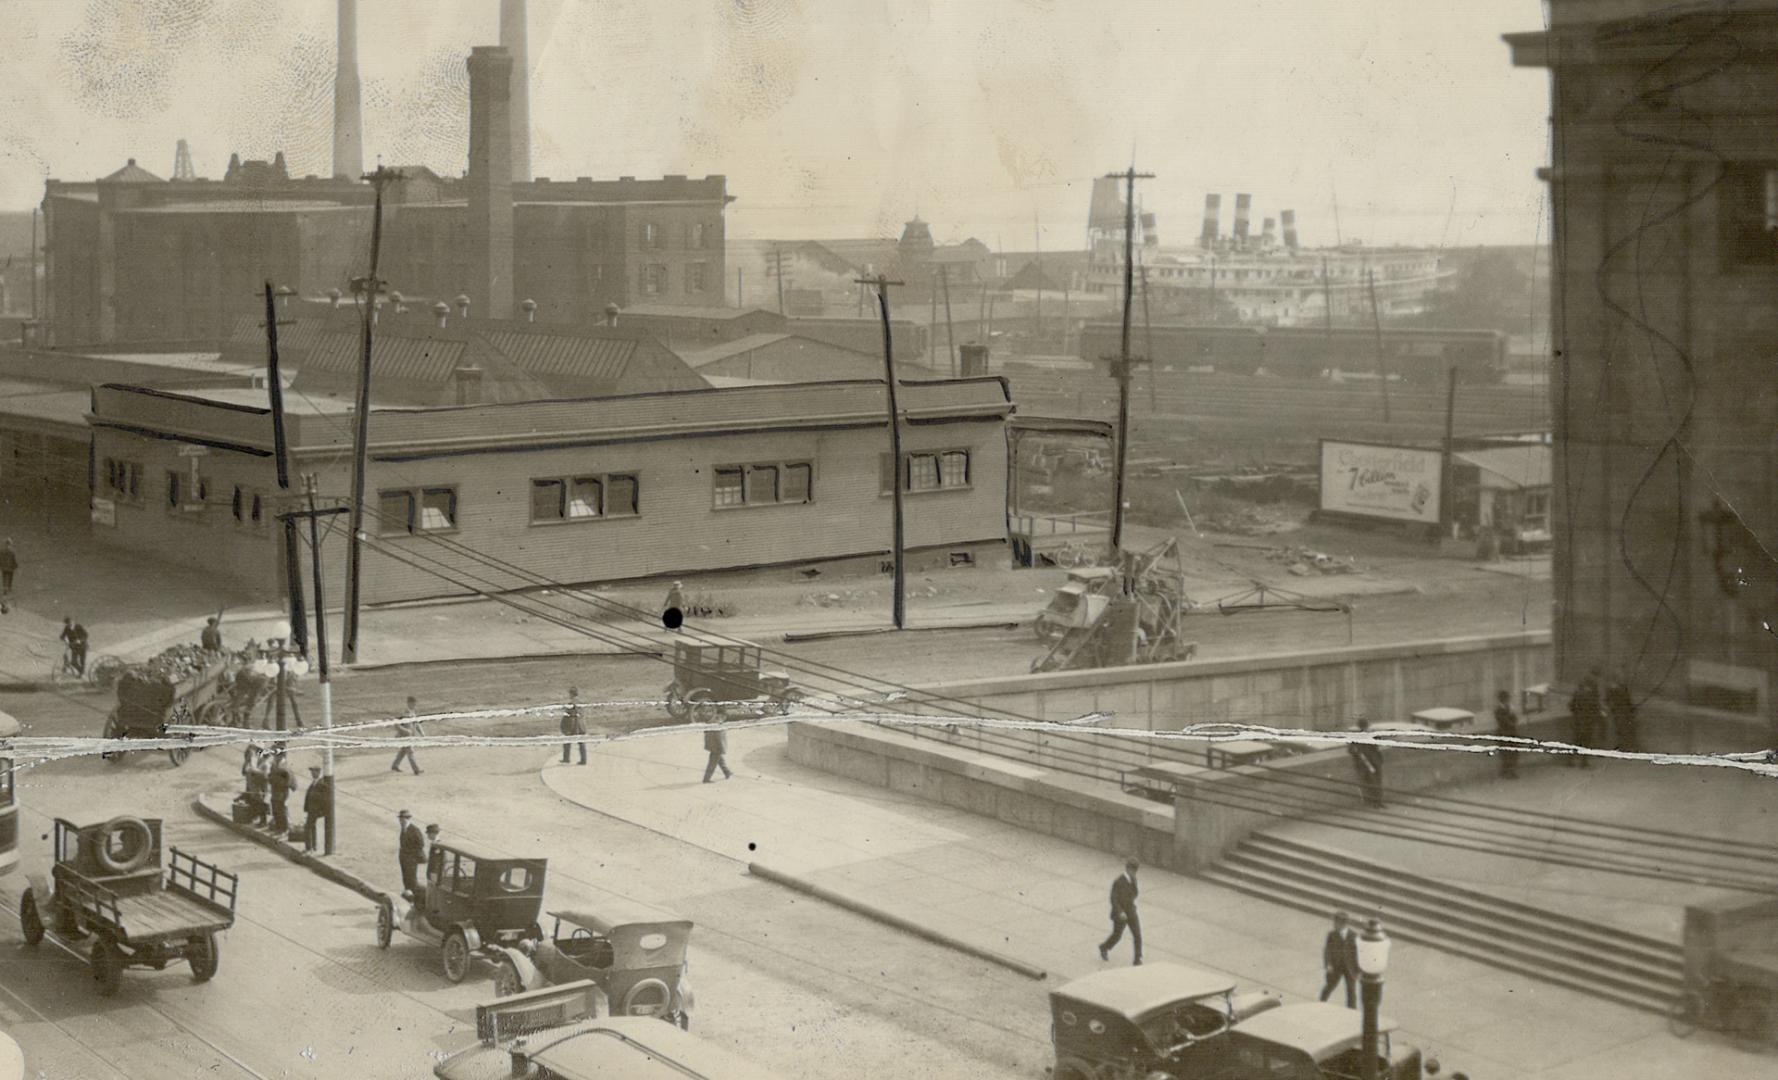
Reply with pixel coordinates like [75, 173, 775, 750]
[1513, 7, 1778, 733]
[89, 406, 1008, 605]
[696, 339, 932, 382]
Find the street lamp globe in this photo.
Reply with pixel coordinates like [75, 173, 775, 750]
[1356, 917, 1390, 976]
[272, 619, 293, 642]
[285, 658, 310, 678]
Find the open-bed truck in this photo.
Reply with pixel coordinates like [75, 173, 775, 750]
[19, 817, 238, 996]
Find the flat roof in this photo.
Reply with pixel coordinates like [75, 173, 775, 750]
[1052, 963, 1236, 1018]
[620, 305, 781, 322]
[0, 379, 95, 432]
[1232, 1002, 1396, 1060]
[1454, 445, 1550, 489]
[125, 201, 366, 215]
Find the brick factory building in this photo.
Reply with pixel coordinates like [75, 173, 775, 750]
[85, 379, 1014, 605]
[1510, 1, 1778, 732]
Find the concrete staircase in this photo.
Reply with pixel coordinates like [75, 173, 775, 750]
[1202, 832, 1686, 1014]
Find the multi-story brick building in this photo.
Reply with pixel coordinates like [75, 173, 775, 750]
[86, 379, 1013, 607]
[40, 46, 731, 347]
[1510, 0, 1778, 736]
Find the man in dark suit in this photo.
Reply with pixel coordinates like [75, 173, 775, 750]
[397, 810, 425, 899]
[1349, 719, 1385, 808]
[1494, 690, 1521, 779]
[302, 766, 330, 852]
[267, 749, 294, 835]
[1318, 910, 1358, 1008]
[1098, 858, 1142, 965]
[1569, 671, 1601, 769]
[1605, 670, 1638, 754]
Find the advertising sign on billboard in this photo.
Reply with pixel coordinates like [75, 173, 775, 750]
[1319, 440, 1442, 524]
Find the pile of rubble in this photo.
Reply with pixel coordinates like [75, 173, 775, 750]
[1265, 546, 1361, 577]
[799, 581, 945, 608]
[1198, 503, 1303, 537]
[127, 642, 213, 685]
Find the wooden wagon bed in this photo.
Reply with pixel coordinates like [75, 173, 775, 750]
[109, 889, 232, 943]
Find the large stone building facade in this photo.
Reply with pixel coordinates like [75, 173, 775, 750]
[1510, 0, 1778, 735]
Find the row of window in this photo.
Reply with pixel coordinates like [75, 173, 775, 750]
[99, 449, 973, 538]
[640, 262, 711, 296]
[640, 221, 716, 250]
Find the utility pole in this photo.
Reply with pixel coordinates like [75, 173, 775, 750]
[736, 266, 743, 307]
[29, 207, 37, 323]
[282, 476, 350, 855]
[928, 273, 938, 369]
[1322, 256, 1335, 332]
[1104, 166, 1153, 560]
[1441, 365, 1459, 538]
[1139, 257, 1156, 413]
[858, 274, 908, 630]
[1366, 268, 1392, 424]
[342, 165, 401, 665]
[773, 244, 786, 315]
[940, 265, 957, 376]
[263, 282, 309, 658]
[1033, 213, 1043, 342]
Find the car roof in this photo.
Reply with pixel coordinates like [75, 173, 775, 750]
[1232, 1002, 1396, 1060]
[551, 908, 690, 934]
[0, 709, 18, 739]
[527, 1016, 779, 1080]
[436, 843, 546, 868]
[1052, 963, 1235, 1018]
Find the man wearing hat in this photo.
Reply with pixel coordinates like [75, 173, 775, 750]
[302, 765, 331, 852]
[1318, 910, 1358, 1008]
[664, 581, 686, 631]
[397, 810, 426, 899]
[560, 687, 587, 765]
[200, 614, 224, 653]
[1099, 857, 1142, 965]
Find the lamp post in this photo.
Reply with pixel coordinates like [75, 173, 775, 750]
[261, 622, 308, 732]
[1355, 916, 1391, 1080]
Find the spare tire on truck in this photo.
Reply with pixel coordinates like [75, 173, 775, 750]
[93, 816, 154, 875]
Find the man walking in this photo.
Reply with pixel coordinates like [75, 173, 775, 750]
[397, 810, 425, 900]
[1606, 670, 1639, 754]
[302, 766, 330, 852]
[664, 581, 686, 631]
[201, 614, 224, 654]
[391, 697, 423, 775]
[1348, 719, 1385, 808]
[1494, 689, 1521, 780]
[268, 748, 294, 836]
[561, 687, 587, 765]
[66, 619, 88, 677]
[1317, 911, 1358, 1008]
[0, 538, 17, 599]
[1098, 858, 1142, 965]
[1569, 670, 1601, 769]
[703, 720, 732, 782]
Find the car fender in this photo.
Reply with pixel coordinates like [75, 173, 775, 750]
[491, 945, 537, 989]
[457, 925, 483, 953]
[22, 873, 48, 906]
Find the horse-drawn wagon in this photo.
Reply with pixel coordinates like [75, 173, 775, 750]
[100, 644, 277, 766]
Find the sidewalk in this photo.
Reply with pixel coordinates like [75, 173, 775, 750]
[538, 724, 1759, 1080]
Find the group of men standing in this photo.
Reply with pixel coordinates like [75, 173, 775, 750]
[240, 742, 330, 849]
[396, 811, 445, 905]
[1566, 668, 1639, 764]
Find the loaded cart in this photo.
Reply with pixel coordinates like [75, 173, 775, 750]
[19, 817, 239, 997]
[102, 644, 259, 767]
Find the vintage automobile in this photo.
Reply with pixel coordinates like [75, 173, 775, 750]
[375, 842, 546, 983]
[663, 640, 805, 723]
[1034, 566, 1117, 642]
[1049, 962, 1282, 1080]
[19, 817, 238, 996]
[1214, 1002, 1435, 1080]
[490, 906, 693, 1029]
[435, 980, 780, 1080]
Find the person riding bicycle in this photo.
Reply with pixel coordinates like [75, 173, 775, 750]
[57, 618, 88, 676]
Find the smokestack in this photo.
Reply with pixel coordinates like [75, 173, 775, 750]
[433, 301, 450, 329]
[332, 0, 364, 180]
[1233, 194, 1252, 247]
[499, 0, 532, 183]
[1199, 194, 1221, 249]
[521, 298, 537, 323]
[467, 46, 516, 320]
[604, 303, 619, 328]
[1260, 217, 1276, 248]
[1281, 209, 1299, 251]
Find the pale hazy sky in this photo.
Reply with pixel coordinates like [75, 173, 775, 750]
[0, 0, 1551, 248]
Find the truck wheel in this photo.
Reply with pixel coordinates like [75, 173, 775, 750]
[93, 817, 154, 875]
[167, 745, 191, 767]
[189, 934, 220, 982]
[19, 891, 43, 945]
[493, 958, 524, 998]
[442, 929, 471, 984]
[375, 897, 394, 949]
[621, 977, 672, 1017]
[91, 937, 123, 997]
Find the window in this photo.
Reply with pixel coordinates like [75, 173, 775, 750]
[102, 458, 143, 501]
[496, 865, 535, 893]
[1721, 164, 1778, 267]
[642, 222, 659, 248]
[377, 488, 456, 535]
[714, 461, 813, 508]
[232, 486, 244, 523]
[250, 493, 263, 526]
[642, 264, 668, 295]
[881, 449, 973, 494]
[166, 471, 181, 509]
[378, 490, 415, 534]
[418, 488, 457, 531]
[0, 757, 11, 806]
[530, 473, 637, 523]
[687, 262, 708, 293]
[691, 222, 708, 249]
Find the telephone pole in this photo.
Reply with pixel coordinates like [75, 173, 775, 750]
[281, 476, 350, 855]
[342, 165, 401, 664]
[262, 282, 308, 659]
[1441, 365, 1459, 538]
[1366, 268, 1393, 424]
[858, 274, 908, 629]
[1104, 166, 1153, 559]
[772, 244, 786, 315]
[939, 265, 957, 376]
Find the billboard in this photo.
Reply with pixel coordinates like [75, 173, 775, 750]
[1319, 440, 1442, 524]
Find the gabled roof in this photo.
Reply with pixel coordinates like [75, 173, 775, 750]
[619, 304, 778, 322]
[1453, 445, 1550, 489]
[99, 159, 166, 185]
[675, 332, 874, 370]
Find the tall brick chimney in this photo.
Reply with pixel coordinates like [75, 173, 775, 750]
[1199, 194, 1221, 249]
[1261, 217, 1277, 247]
[500, 0, 532, 184]
[467, 46, 515, 320]
[1232, 194, 1252, 247]
[333, 0, 364, 179]
[1281, 209, 1299, 251]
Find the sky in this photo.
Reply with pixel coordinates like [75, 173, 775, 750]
[0, 0, 1553, 250]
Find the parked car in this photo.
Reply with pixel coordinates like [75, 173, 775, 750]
[1214, 1001, 1436, 1079]
[1034, 566, 1118, 642]
[435, 980, 779, 1080]
[491, 907, 694, 1028]
[375, 843, 546, 983]
[1049, 962, 1282, 1080]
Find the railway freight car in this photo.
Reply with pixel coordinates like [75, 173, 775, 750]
[1079, 323, 1507, 384]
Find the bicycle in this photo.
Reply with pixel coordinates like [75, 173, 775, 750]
[48, 646, 81, 686]
[1669, 978, 1778, 1052]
